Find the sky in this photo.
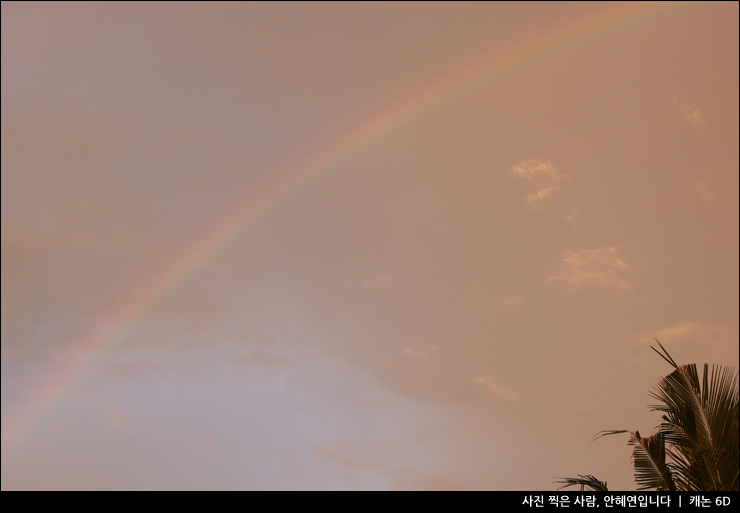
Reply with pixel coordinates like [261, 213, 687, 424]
[1, 1, 738, 491]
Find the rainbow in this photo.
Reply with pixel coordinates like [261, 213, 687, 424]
[2, 1, 692, 457]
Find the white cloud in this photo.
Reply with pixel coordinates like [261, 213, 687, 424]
[474, 377, 520, 402]
[672, 95, 706, 130]
[630, 321, 736, 350]
[565, 208, 581, 221]
[548, 246, 630, 294]
[694, 170, 738, 204]
[403, 344, 441, 357]
[508, 159, 561, 180]
[507, 159, 568, 205]
[628, 321, 738, 366]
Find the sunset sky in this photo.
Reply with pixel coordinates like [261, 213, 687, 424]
[1, 1, 738, 490]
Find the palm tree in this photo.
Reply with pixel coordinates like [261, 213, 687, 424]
[556, 340, 738, 491]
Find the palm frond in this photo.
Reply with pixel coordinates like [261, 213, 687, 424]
[592, 429, 629, 442]
[554, 474, 608, 491]
[628, 431, 675, 490]
[648, 342, 738, 490]
[651, 339, 678, 369]
[703, 364, 739, 491]
[561, 340, 738, 491]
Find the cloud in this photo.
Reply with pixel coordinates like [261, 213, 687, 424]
[508, 159, 561, 181]
[474, 377, 520, 402]
[403, 343, 441, 358]
[507, 159, 568, 205]
[630, 321, 736, 350]
[548, 246, 630, 294]
[629, 321, 738, 366]
[672, 95, 706, 130]
[694, 170, 737, 204]
[565, 208, 581, 221]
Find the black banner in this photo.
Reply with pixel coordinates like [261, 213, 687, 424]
[514, 492, 733, 509]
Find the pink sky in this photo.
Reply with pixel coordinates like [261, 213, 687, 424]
[1, 2, 738, 490]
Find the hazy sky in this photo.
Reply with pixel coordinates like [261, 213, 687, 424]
[1, 2, 738, 490]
